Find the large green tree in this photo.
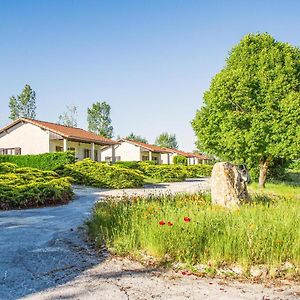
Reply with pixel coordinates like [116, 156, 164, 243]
[192, 33, 300, 188]
[58, 105, 78, 127]
[155, 132, 178, 149]
[9, 84, 36, 120]
[87, 101, 113, 138]
[126, 133, 148, 144]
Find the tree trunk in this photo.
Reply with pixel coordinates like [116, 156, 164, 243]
[259, 159, 270, 188]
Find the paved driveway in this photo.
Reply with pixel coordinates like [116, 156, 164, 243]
[0, 179, 210, 300]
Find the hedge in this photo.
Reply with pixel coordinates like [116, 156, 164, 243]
[61, 159, 145, 189]
[173, 155, 187, 165]
[0, 151, 75, 171]
[139, 164, 187, 182]
[0, 162, 73, 210]
[185, 164, 213, 178]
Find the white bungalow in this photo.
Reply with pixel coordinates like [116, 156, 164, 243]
[0, 118, 117, 161]
[100, 139, 171, 164]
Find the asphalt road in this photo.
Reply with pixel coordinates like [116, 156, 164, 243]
[0, 186, 103, 300]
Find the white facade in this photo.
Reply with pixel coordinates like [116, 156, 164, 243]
[100, 140, 165, 164]
[0, 122, 50, 155]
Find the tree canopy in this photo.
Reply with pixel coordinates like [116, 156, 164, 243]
[9, 84, 36, 120]
[126, 133, 148, 144]
[155, 132, 178, 149]
[192, 33, 300, 187]
[58, 105, 78, 127]
[87, 101, 113, 138]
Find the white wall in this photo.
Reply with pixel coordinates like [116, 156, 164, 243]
[0, 122, 50, 154]
[101, 141, 141, 162]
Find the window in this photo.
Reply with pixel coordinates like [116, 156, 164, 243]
[68, 147, 75, 151]
[115, 156, 121, 162]
[0, 147, 21, 155]
[84, 149, 91, 159]
[142, 155, 149, 161]
[105, 156, 112, 162]
[56, 146, 63, 152]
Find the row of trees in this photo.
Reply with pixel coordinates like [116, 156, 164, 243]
[192, 33, 300, 188]
[8, 87, 179, 148]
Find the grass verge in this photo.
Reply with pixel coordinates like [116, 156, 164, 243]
[88, 192, 300, 278]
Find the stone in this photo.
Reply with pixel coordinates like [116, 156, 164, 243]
[250, 265, 268, 278]
[211, 162, 251, 208]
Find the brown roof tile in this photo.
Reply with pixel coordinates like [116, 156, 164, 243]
[121, 139, 170, 153]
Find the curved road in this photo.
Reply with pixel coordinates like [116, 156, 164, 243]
[0, 180, 210, 300]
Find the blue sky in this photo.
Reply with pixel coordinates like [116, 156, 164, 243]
[1, 0, 300, 150]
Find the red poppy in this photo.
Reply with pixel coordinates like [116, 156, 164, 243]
[183, 217, 191, 222]
[159, 220, 165, 226]
[167, 221, 173, 226]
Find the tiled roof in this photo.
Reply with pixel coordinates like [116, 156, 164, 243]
[164, 148, 210, 160]
[0, 118, 117, 145]
[121, 139, 171, 153]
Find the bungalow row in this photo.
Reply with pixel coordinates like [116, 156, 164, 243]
[0, 118, 210, 165]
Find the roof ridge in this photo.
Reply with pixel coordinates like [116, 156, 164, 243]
[21, 118, 82, 130]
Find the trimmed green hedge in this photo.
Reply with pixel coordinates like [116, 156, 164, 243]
[173, 155, 187, 165]
[114, 161, 140, 169]
[139, 164, 187, 182]
[0, 163, 73, 210]
[0, 151, 75, 171]
[185, 164, 213, 178]
[61, 159, 145, 189]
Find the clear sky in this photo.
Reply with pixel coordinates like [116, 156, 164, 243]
[1, 0, 300, 150]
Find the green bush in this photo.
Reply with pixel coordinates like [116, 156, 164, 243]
[0, 151, 75, 171]
[173, 155, 187, 165]
[0, 163, 73, 210]
[114, 161, 140, 169]
[62, 159, 145, 189]
[185, 164, 213, 178]
[139, 164, 187, 182]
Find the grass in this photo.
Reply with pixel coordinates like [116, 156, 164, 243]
[88, 191, 300, 276]
[249, 181, 300, 199]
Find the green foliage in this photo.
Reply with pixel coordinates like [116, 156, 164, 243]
[9, 84, 36, 120]
[139, 164, 187, 182]
[126, 133, 148, 144]
[58, 105, 78, 127]
[185, 164, 213, 178]
[173, 155, 187, 165]
[87, 101, 113, 138]
[155, 132, 178, 149]
[62, 159, 144, 188]
[114, 161, 141, 169]
[0, 163, 73, 210]
[192, 33, 300, 186]
[88, 192, 300, 273]
[0, 152, 75, 171]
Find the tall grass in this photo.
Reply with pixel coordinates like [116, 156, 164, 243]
[88, 193, 300, 270]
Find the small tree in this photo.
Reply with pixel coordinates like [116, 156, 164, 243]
[9, 84, 36, 120]
[126, 133, 148, 144]
[155, 132, 178, 149]
[58, 105, 78, 127]
[192, 33, 300, 188]
[87, 101, 113, 138]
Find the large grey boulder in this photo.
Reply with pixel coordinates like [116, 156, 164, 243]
[211, 162, 250, 208]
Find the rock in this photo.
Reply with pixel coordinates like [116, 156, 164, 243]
[231, 266, 244, 276]
[279, 261, 294, 272]
[211, 162, 251, 208]
[250, 266, 268, 278]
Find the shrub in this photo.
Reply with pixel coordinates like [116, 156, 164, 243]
[0, 163, 73, 210]
[62, 159, 145, 188]
[139, 164, 187, 182]
[88, 192, 300, 273]
[185, 164, 213, 178]
[0, 151, 75, 171]
[173, 155, 187, 165]
[114, 161, 140, 169]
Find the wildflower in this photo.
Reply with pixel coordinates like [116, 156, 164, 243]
[159, 220, 165, 226]
[183, 216, 191, 222]
[167, 221, 173, 226]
